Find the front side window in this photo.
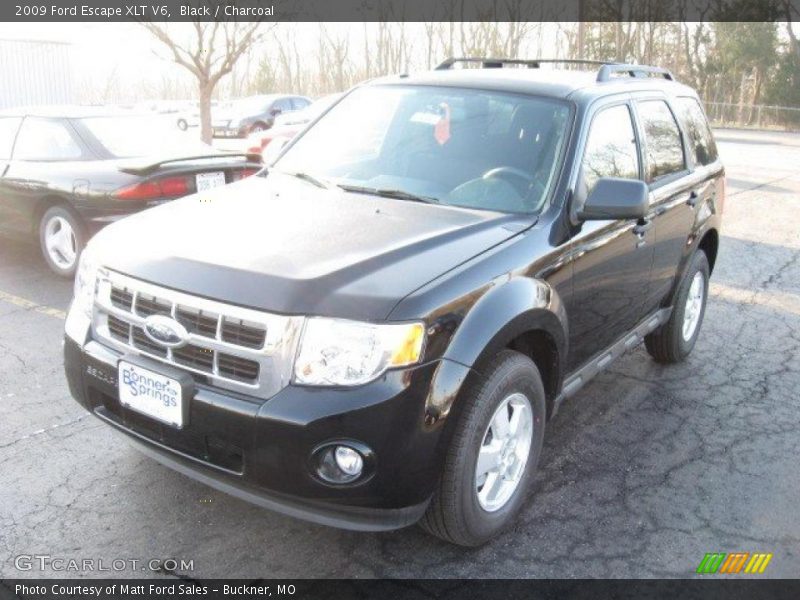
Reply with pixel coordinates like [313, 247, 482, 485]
[581, 104, 640, 194]
[274, 85, 571, 214]
[637, 100, 686, 182]
[292, 97, 310, 110]
[13, 118, 82, 161]
[676, 97, 718, 167]
[0, 117, 21, 160]
[275, 99, 293, 113]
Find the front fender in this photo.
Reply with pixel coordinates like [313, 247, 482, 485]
[423, 277, 567, 424]
[443, 276, 567, 370]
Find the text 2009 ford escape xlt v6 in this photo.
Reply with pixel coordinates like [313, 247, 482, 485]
[64, 59, 723, 546]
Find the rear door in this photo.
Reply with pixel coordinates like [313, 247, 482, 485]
[565, 99, 656, 370]
[0, 116, 22, 232]
[632, 97, 697, 309]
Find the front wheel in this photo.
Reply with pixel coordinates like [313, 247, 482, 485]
[645, 250, 710, 363]
[419, 350, 546, 546]
[39, 205, 85, 278]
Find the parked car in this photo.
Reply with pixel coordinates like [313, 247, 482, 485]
[245, 94, 341, 154]
[64, 59, 723, 546]
[212, 94, 311, 138]
[0, 107, 261, 276]
[135, 100, 199, 131]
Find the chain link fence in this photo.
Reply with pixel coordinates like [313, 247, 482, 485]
[705, 102, 800, 132]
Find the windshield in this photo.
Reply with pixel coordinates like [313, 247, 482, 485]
[81, 115, 210, 158]
[274, 85, 571, 214]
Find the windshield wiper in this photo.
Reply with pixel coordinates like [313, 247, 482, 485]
[275, 170, 331, 189]
[337, 184, 440, 204]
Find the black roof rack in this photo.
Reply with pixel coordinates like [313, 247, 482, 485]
[596, 63, 674, 82]
[435, 57, 617, 70]
[434, 57, 676, 83]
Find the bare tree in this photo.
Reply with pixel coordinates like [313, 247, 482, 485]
[142, 22, 268, 143]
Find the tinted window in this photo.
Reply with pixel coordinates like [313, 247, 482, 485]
[582, 104, 640, 194]
[276, 85, 571, 214]
[14, 118, 82, 161]
[275, 98, 293, 113]
[637, 100, 685, 181]
[676, 97, 718, 166]
[0, 117, 21, 160]
[292, 97, 310, 110]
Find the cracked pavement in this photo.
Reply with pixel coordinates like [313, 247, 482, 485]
[0, 128, 798, 578]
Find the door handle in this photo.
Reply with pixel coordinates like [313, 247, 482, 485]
[633, 218, 653, 237]
[686, 190, 699, 207]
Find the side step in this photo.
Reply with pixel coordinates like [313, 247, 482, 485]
[553, 308, 671, 415]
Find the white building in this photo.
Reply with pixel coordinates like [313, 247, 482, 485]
[0, 38, 73, 109]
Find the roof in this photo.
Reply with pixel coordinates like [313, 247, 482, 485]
[0, 105, 147, 118]
[371, 66, 697, 102]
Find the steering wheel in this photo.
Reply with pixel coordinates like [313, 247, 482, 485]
[482, 166, 537, 189]
[482, 166, 546, 209]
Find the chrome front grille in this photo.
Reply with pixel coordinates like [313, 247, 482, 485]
[92, 269, 304, 399]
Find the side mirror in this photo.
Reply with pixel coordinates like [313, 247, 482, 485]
[271, 107, 282, 116]
[578, 177, 649, 221]
[262, 136, 291, 166]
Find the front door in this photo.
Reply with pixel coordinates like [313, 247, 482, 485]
[564, 101, 656, 371]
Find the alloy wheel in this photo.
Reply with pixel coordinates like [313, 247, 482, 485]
[44, 216, 77, 270]
[475, 392, 534, 512]
[682, 271, 705, 341]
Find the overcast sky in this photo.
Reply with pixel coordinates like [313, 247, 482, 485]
[2, 21, 798, 104]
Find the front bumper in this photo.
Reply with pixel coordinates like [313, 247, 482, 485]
[64, 336, 458, 531]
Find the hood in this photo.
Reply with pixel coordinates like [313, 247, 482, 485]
[91, 173, 528, 320]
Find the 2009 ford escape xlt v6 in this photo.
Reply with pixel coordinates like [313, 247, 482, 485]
[64, 58, 724, 546]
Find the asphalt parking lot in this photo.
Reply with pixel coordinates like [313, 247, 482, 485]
[1, 128, 798, 579]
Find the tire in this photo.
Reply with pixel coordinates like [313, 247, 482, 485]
[645, 250, 710, 364]
[177, 118, 188, 131]
[419, 350, 546, 546]
[39, 205, 86, 278]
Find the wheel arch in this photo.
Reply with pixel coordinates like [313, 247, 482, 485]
[431, 277, 568, 422]
[32, 194, 79, 237]
[697, 227, 719, 274]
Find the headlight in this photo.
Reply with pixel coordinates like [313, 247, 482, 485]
[73, 242, 99, 318]
[294, 318, 426, 386]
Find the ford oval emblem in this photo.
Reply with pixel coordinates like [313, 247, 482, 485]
[143, 315, 189, 348]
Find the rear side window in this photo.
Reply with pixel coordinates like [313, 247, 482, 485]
[581, 104, 640, 194]
[0, 117, 21, 160]
[637, 100, 686, 182]
[676, 97, 718, 166]
[13, 118, 83, 161]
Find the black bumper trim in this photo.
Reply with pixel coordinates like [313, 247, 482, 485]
[93, 408, 430, 532]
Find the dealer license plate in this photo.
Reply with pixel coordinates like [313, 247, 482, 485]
[196, 171, 226, 192]
[118, 361, 183, 427]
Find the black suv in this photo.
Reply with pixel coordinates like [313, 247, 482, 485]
[64, 59, 724, 546]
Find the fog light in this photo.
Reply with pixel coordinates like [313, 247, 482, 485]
[334, 446, 364, 477]
[314, 442, 371, 484]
